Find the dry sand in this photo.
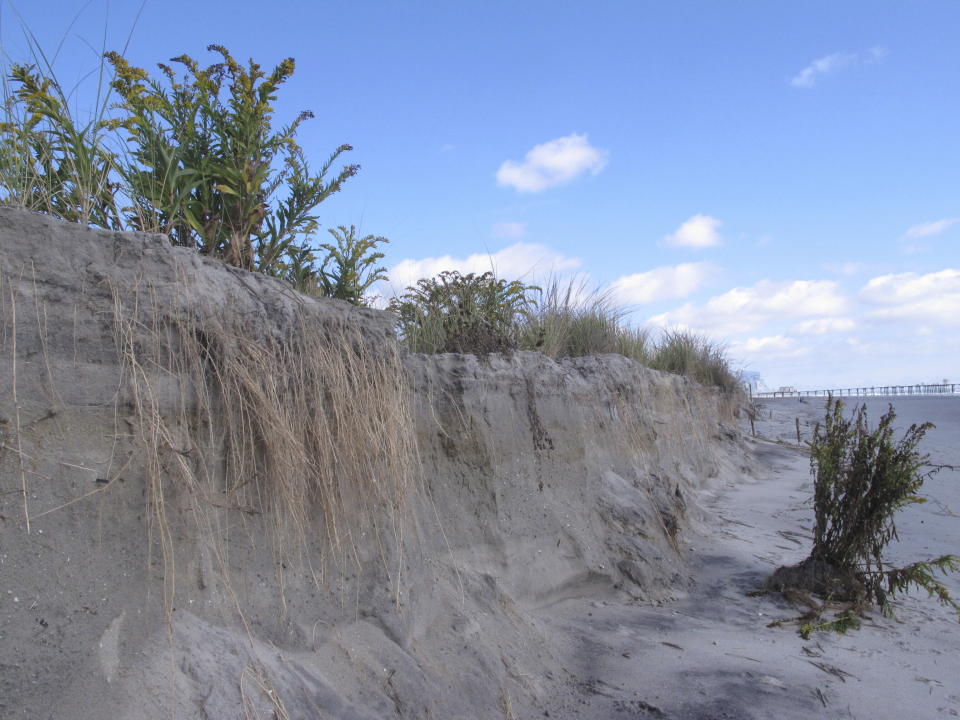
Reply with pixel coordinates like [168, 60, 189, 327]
[536, 396, 960, 719]
[2, 209, 957, 719]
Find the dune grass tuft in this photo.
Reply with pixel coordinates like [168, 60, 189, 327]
[648, 328, 740, 394]
[519, 277, 652, 363]
[110, 281, 417, 613]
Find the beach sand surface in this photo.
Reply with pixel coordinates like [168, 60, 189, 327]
[538, 396, 960, 719]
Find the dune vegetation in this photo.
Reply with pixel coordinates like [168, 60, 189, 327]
[767, 399, 959, 637]
[1, 41, 738, 391]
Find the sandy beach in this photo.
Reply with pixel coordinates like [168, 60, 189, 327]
[536, 395, 960, 719]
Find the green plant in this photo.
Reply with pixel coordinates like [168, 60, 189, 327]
[768, 399, 959, 626]
[799, 608, 861, 640]
[649, 329, 739, 393]
[1, 37, 386, 296]
[0, 61, 120, 227]
[391, 270, 537, 354]
[104, 45, 359, 279]
[518, 276, 651, 362]
[314, 225, 389, 305]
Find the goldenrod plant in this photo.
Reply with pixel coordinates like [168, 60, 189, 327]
[315, 225, 389, 305]
[104, 46, 359, 281]
[1, 36, 385, 301]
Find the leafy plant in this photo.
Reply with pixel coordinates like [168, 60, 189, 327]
[104, 45, 359, 278]
[391, 270, 537, 354]
[0, 62, 120, 227]
[799, 608, 861, 640]
[768, 399, 959, 628]
[315, 225, 388, 305]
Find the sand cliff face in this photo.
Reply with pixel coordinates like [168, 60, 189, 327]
[0, 209, 742, 719]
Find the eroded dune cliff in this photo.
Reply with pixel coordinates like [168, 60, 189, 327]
[0, 209, 743, 719]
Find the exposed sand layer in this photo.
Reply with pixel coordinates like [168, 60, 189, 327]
[0, 209, 737, 719]
[1, 209, 956, 718]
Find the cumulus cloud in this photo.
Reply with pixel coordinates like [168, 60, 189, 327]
[793, 317, 856, 335]
[663, 214, 722, 248]
[610, 262, 715, 305]
[902, 218, 959, 240]
[496, 134, 608, 193]
[790, 47, 887, 88]
[492, 222, 527, 239]
[860, 269, 960, 303]
[861, 269, 960, 324]
[385, 243, 581, 295]
[648, 279, 849, 336]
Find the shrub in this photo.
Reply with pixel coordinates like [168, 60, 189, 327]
[768, 399, 959, 624]
[1, 40, 384, 299]
[391, 270, 537, 354]
[105, 46, 358, 280]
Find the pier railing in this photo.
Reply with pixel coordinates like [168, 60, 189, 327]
[753, 383, 958, 399]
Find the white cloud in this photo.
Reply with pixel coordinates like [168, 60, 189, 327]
[385, 242, 581, 295]
[740, 335, 794, 352]
[492, 222, 527, 239]
[902, 218, 959, 240]
[496, 134, 608, 193]
[860, 269, 960, 303]
[610, 262, 715, 305]
[663, 214, 722, 248]
[791, 47, 886, 88]
[868, 297, 960, 324]
[648, 279, 849, 336]
[793, 317, 856, 335]
[791, 52, 857, 88]
[861, 269, 960, 324]
[735, 335, 810, 359]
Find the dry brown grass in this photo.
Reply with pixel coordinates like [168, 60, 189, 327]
[109, 279, 418, 615]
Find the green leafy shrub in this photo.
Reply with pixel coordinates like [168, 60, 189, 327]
[391, 272, 738, 390]
[104, 45, 358, 281]
[1, 40, 385, 299]
[391, 270, 537, 354]
[314, 225, 389, 305]
[768, 399, 959, 623]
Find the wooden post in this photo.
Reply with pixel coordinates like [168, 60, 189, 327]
[796, 417, 801, 445]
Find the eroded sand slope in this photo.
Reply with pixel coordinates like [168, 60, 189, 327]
[0, 209, 744, 719]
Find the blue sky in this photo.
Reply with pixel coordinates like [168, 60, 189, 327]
[4, 0, 958, 389]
